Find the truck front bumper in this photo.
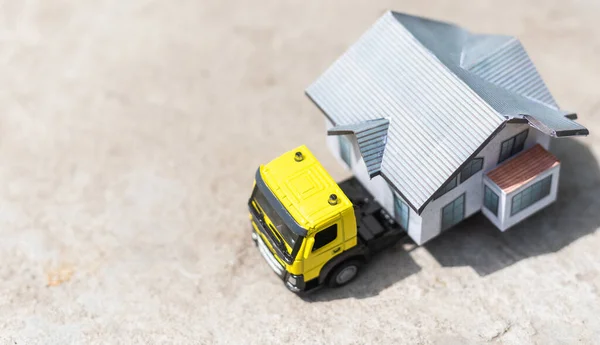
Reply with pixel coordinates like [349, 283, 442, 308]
[250, 226, 306, 293]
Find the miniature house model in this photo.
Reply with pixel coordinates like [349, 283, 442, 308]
[306, 11, 588, 245]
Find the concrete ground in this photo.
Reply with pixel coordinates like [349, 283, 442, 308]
[1, 0, 599, 344]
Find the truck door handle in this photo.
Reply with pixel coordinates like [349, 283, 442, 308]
[332, 247, 341, 254]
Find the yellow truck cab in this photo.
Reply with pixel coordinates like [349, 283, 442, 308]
[249, 145, 407, 292]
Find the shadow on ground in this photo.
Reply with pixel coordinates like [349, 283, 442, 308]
[425, 138, 600, 276]
[305, 138, 599, 301]
[302, 241, 421, 302]
[302, 243, 421, 302]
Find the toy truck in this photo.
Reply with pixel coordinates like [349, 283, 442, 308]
[248, 12, 588, 292]
[249, 146, 407, 292]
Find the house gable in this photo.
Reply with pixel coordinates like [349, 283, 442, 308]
[307, 11, 588, 215]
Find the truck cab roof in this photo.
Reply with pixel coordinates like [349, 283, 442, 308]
[259, 145, 352, 235]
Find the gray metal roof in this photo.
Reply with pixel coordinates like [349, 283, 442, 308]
[327, 118, 390, 176]
[306, 11, 588, 213]
[462, 35, 557, 107]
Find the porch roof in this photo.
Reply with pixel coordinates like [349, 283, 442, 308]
[487, 144, 559, 194]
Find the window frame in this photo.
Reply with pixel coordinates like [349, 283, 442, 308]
[394, 195, 410, 230]
[441, 193, 466, 231]
[483, 185, 500, 216]
[312, 224, 338, 252]
[510, 175, 552, 216]
[460, 158, 484, 183]
[498, 129, 529, 163]
[434, 175, 458, 200]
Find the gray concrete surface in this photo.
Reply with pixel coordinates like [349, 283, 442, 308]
[0, 1, 599, 344]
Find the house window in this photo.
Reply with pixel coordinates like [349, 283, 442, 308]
[511, 175, 552, 216]
[498, 129, 528, 163]
[394, 195, 410, 230]
[460, 158, 484, 183]
[441, 194, 465, 231]
[339, 136, 352, 167]
[483, 185, 499, 216]
[312, 224, 338, 251]
[434, 175, 458, 199]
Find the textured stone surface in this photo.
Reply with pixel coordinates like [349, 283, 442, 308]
[0, 1, 599, 344]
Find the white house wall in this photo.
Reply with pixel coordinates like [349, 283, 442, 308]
[325, 119, 424, 242]
[481, 179, 506, 229]
[500, 165, 560, 230]
[325, 119, 350, 170]
[325, 118, 555, 245]
[417, 122, 540, 243]
[532, 127, 551, 150]
[353, 154, 425, 242]
[479, 122, 540, 174]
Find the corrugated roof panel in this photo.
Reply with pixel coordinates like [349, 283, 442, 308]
[309, 12, 505, 212]
[460, 34, 514, 68]
[457, 69, 590, 136]
[307, 11, 588, 213]
[524, 114, 589, 137]
[328, 119, 390, 177]
[464, 37, 557, 107]
[391, 13, 587, 137]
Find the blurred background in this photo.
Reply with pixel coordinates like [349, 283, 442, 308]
[0, 1, 599, 344]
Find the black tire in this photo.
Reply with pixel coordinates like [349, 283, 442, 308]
[327, 260, 362, 288]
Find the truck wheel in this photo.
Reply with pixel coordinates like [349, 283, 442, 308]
[327, 260, 361, 288]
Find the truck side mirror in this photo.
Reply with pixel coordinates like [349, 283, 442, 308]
[303, 237, 315, 259]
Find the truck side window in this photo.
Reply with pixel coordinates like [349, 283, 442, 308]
[312, 224, 337, 251]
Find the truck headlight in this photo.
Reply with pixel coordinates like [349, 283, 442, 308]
[285, 274, 304, 292]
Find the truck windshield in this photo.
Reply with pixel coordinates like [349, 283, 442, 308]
[252, 187, 300, 250]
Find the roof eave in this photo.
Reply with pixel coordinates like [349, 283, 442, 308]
[327, 118, 390, 178]
[523, 114, 589, 138]
[564, 112, 578, 120]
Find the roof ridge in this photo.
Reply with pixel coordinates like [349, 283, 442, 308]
[306, 11, 587, 213]
[460, 35, 518, 70]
